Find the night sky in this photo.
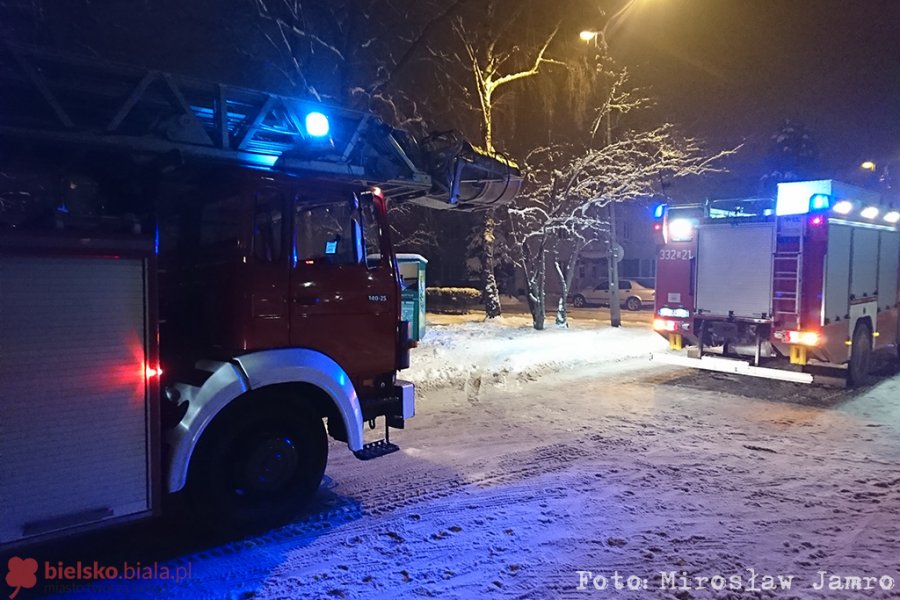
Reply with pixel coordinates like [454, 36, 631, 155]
[610, 0, 900, 197]
[2, 0, 897, 201]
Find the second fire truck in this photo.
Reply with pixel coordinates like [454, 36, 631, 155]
[652, 180, 900, 385]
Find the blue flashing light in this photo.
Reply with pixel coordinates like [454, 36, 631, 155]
[305, 112, 330, 137]
[154, 224, 160, 256]
[247, 153, 279, 167]
[653, 204, 665, 219]
[809, 194, 830, 211]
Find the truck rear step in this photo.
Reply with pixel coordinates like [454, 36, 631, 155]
[651, 351, 847, 387]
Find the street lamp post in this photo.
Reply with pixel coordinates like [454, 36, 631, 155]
[606, 201, 622, 327]
[580, 1, 642, 328]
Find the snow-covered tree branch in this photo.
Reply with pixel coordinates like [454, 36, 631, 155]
[508, 65, 740, 330]
[452, 18, 562, 154]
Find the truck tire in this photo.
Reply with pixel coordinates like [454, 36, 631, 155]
[187, 402, 327, 532]
[573, 295, 586, 308]
[625, 296, 642, 311]
[847, 322, 873, 387]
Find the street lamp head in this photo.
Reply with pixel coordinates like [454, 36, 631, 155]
[860, 161, 876, 171]
[579, 30, 599, 42]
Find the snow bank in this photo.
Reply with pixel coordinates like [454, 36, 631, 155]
[405, 316, 667, 393]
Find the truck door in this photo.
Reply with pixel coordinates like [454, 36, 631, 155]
[289, 191, 398, 388]
[246, 188, 291, 349]
[655, 208, 701, 317]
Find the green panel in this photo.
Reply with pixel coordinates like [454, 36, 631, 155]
[397, 256, 427, 340]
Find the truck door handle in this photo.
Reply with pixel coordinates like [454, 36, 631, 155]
[293, 296, 320, 306]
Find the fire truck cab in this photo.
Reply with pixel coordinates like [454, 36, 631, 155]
[653, 180, 900, 385]
[0, 44, 521, 546]
[651, 202, 704, 347]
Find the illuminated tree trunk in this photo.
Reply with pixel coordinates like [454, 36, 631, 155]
[482, 209, 502, 318]
[455, 22, 561, 320]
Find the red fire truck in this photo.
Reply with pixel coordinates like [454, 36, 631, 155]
[652, 180, 900, 385]
[0, 45, 521, 546]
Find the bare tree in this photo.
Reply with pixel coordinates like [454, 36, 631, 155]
[388, 203, 442, 252]
[453, 20, 562, 154]
[509, 150, 603, 330]
[509, 66, 739, 330]
[444, 7, 564, 318]
[250, 0, 343, 98]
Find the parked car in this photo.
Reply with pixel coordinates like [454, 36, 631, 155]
[571, 279, 655, 311]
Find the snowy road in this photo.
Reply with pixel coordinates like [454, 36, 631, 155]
[39, 322, 900, 599]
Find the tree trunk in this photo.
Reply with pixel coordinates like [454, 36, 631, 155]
[522, 250, 545, 330]
[555, 242, 585, 327]
[514, 221, 545, 331]
[483, 89, 494, 153]
[529, 281, 545, 330]
[531, 243, 546, 330]
[554, 252, 568, 327]
[482, 210, 502, 318]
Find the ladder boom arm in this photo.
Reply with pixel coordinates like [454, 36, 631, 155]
[0, 43, 521, 210]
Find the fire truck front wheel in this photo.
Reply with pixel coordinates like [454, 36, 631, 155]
[186, 402, 328, 531]
[848, 322, 873, 387]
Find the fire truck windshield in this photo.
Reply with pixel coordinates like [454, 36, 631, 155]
[707, 197, 775, 220]
[294, 198, 370, 265]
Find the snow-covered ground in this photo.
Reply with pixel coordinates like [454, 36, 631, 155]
[405, 313, 666, 395]
[40, 316, 900, 600]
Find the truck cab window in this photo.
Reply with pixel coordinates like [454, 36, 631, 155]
[295, 199, 360, 265]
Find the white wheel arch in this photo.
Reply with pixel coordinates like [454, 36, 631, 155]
[165, 348, 362, 493]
